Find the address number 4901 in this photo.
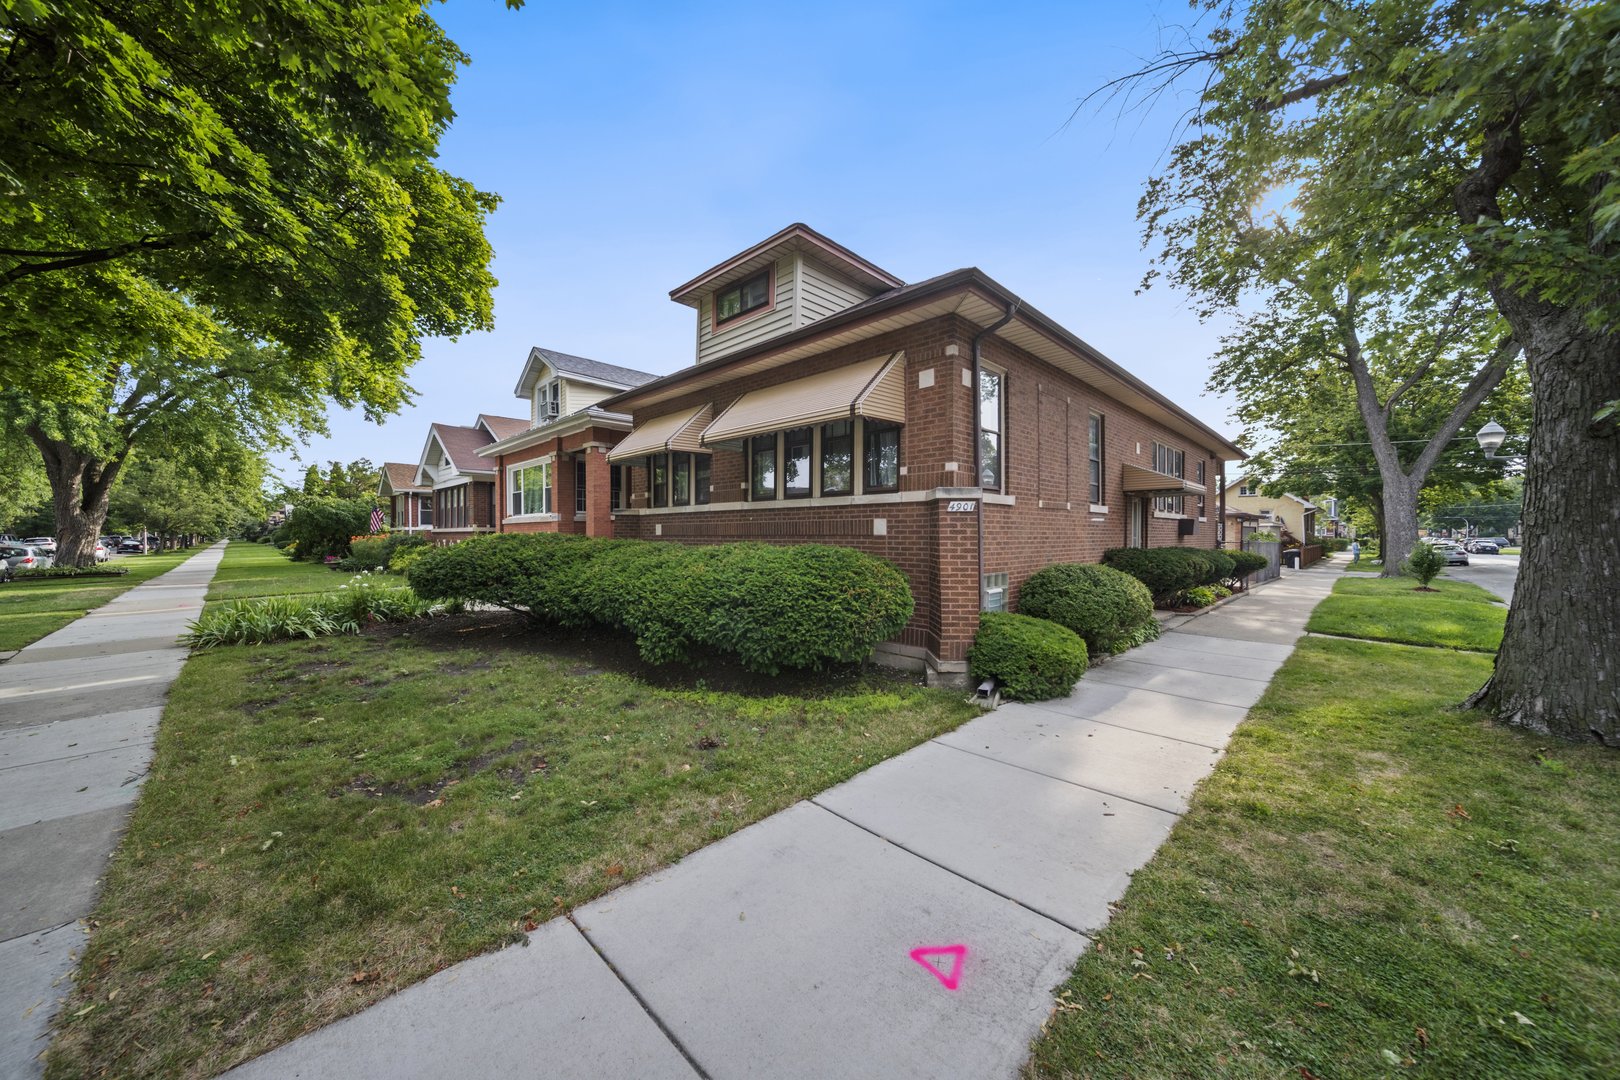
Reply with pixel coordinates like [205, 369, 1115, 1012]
[946, 500, 977, 512]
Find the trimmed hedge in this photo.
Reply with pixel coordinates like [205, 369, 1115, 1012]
[1101, 546, 1221, 602]
[7, 565, 130, 582]
[408, 534, 915, 674]
[968, 612, 1087, 701]
[1017, 563, 1156, 656]
[1227, 549, 1270, 585]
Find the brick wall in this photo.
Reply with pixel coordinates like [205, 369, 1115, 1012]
[609, 313, 1232, 674]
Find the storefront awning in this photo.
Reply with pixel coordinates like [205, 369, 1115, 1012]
[607, 403, 713, 462]
[1121, 464, 1206, 496]
[701, 352, 906, 446]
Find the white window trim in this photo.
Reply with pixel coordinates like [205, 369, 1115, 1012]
[979, 364, 1007, 492]
[506, 460, 552, 519]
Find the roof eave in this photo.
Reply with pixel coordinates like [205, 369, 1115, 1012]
[668, 223, 904, 306]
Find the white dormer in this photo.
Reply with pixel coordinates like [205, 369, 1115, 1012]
[511, 348, 659, 428]
[668, 224, 904, 366]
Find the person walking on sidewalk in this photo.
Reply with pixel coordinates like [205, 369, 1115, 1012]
[1349, 539, 1361, 565]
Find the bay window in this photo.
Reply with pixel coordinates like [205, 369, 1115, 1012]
[650, 453, 669, 508]
[750, 434, 777, 500]
[863, 422, 900, 493]
[784, 426, 812, 498]
[821, 421, 853, 496]
[672, 452, 692, 507]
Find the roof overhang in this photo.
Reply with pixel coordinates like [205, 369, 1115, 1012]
[511, 348, 640, 400]
[669, 223, 904, 309]
[476, 407, 634, 458]
[607, 269, 1244, 460]
[1121, 464, 1208, 496]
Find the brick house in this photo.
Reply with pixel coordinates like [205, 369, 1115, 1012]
[593, 224, 1245, 683]
[477, 348, 659, 536]
[414, 415, 528, 545]
[377, 463, 432, 533]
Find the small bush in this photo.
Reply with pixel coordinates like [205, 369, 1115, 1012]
[1226, 549, 1271, 586]
[1404, 543, 1448, 587]
[186, 572, 457, 648]
[409, 534, 915, 674]
[1017, 563, 1156, 656]
[1179, 585, 1220, 609]
[341, 532, 426, 573]
[968, 612, 1087, 701]
[388, 544, 429, 575]
[284, 497, 373, 561]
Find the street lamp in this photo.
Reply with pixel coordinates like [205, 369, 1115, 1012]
[1475, 420, 1508, 457]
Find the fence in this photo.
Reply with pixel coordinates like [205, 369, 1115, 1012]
[1300, 544, 1325, 568]
[1244, 537, 1281, 584]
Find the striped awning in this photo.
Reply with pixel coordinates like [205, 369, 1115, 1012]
[1121, 464, 1206, 496]
[701, 352, 906, 446]
[607, 403, 713, 462]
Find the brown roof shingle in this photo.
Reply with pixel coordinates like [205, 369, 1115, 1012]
[381, 462, 425, 493]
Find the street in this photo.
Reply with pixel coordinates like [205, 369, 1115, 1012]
[1447, 552, 1519, 603]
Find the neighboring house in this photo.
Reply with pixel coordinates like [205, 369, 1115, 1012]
[414, 415, 529, 545]
[595, 223, 1244, 683]
[477, 348, 659, 537]
[1222, 479, 1318, 544]
[377, 463, 432, 533]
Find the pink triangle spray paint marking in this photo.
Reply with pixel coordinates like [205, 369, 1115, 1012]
[909, 944, 967, 990]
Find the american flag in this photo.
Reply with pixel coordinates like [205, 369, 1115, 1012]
[370, 507, 386, 533]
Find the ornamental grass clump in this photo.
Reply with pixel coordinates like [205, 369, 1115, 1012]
[186, 572, 457, 648]
[1017, 563, 1158, 655]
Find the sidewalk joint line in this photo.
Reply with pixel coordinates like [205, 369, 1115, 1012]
[566, 914, 714, 1080]
[1071, 674, 1273, 709]
[807, 800, 1089, 936]
[1010, 702, 1228, 751]
[0, 742, 147, 772]
[1097, 656, 1276, 685]
[928, 740, 1188, 818]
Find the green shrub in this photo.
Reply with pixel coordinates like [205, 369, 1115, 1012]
[1248, 530, 1280, 542]
[1227, 549, 1271, 585]
[388, 544, 429, 575]
[968, 612, 1087, 701]
[409, 534, 916, 674]
[341, 532, 427, 573]
[186, 571, 458, 648]
[1017, 563, 1156, 655]
[1101, 546, 1230, 603]
[1404, 543, 1447, 587]
[284, 497, 373, 561]
[1179, 585, 1220, 608]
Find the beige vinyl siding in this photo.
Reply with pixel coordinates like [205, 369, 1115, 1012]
[798, 255, 876, 324]
[696, 256, 798, 365]
[561, 380, 615, 416]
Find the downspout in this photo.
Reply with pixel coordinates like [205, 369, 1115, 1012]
[972, 300, 1019, 610]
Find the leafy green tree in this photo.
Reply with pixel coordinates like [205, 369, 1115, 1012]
[109, 445, 267, 547]
[302, 465, 326, 498]
[1100, 0, 1619, 742]
[285, 497, 373, 562]
[0, 432, 51, 535]
[0, 1, 508, 566]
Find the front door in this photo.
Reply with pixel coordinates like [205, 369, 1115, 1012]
[1128, 497, 1148, 548]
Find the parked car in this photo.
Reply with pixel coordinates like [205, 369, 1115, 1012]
[22, 537, 57, 556]
[1429, 542, 1470, 566]
[1465, 539, 1500, 554]
[1, 544, 52, 579]
[117, 539, 148, 555]
[93, 540, 110, 562]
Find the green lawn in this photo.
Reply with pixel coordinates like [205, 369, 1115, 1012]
[0, 548, 205, 651]
[205, 540, 347, 603]
[45, 616, 977, 1080]
[1027, 636, 1620, 1080]
[1502, 547, 1521, 555]
[1307, 575, 1507, 652]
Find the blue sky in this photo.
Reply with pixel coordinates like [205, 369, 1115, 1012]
[274, 0, 1234, 482]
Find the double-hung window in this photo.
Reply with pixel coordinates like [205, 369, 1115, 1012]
[715, 270, 771, 324]
[1153, 443, 1186, 514]
[672, 453, 692, 507]
[419, 494, 433, 526]
[575, 458, 588, 514]
[1088, 413, 1104, 506]
[694, 454, 711, 505]
[979, 368, 1005, 491]
[1195, 460, 1206, 518]
[821, 421, 853, 496]
[650, 453, 669, 508]
[750, 434, 777, 500]
[508, 463, 551, 517]
[864, 422, 900, 493]
[784, 427, 813, 498]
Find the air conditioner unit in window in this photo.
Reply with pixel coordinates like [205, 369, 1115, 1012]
[543, 401, 561, 419]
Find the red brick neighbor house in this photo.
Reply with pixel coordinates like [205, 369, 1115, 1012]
[377, 463, 432, 533]
[414, 415, 528, 545]
[589, 224, 1245, 683]
[476, 349, 658, 537]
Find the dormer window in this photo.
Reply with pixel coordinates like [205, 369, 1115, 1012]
[537, 379, 561, 420]
[715, 269, 772, 325]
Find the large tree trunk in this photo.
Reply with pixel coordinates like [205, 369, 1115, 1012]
[1469, 314, 1620, 744]
[1378, 476, 1421, 579]
[28, 427, 123, 568]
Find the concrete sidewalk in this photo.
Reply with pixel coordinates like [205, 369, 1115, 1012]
[0, 543, 227, 1079]
[226, 561, 1343, 1080]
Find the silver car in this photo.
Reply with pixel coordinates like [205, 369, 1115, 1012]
[1, 544, 53, 579]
